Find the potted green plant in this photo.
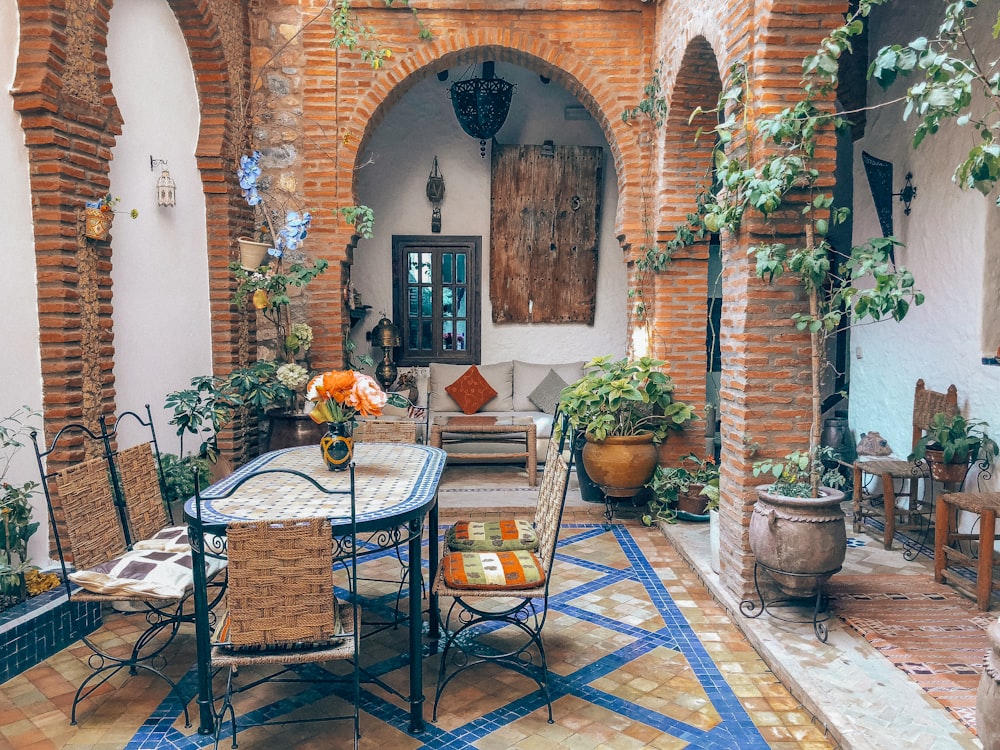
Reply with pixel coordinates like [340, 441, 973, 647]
[643, 453, 719, 525]
[910, 412, 997, 483]
[0, 407, 59, 611]
[558, 356, 695, 498]
[750, 448, 848, 596]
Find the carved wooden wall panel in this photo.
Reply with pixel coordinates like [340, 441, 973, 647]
[489, 144, 602, 324]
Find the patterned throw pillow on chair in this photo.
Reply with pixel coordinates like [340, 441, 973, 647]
[445, 365, 498, 414]
[445, 520, 538, 552]
[441, 549, 546, 590]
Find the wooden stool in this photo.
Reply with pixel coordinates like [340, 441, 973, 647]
[935, 491, 1000, 610]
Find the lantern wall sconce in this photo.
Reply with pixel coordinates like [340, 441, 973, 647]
[426, 156, 446, 233]
[861, 151, 917, 240]
[150, 156, 176, 207]
[370, 316, 402, 391]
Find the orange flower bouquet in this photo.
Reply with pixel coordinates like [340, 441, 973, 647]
[307, 370, 389, 426]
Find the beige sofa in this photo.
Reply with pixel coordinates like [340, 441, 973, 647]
[425, 360, 585, 463]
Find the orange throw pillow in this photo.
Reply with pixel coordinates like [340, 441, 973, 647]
[445, 365, 498, 414]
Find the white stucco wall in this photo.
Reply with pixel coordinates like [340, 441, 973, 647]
[850, 0, 1000, 491]
[107, 0, 212, 454]
[352, 64, 627, 367]
[0, 0, 48, 565]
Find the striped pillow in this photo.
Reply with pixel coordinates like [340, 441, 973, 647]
[441, 550, 545, 590]
[445, 520, 538, 552]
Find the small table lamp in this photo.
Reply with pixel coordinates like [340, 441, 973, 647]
[371, 317, 402, 391]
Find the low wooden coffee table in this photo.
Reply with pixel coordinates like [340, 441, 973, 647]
[429, 416, 538, 486]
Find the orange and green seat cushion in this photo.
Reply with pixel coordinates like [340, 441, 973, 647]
[445, 519, 538, 552]
[441, 549, 546, 590]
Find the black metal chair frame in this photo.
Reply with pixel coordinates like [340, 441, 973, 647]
[189, 465, 362, 750]
[432, 422, 574, 724]
[29, 408, 206, 726]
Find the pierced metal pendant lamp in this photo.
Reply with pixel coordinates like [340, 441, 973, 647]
[449, 61, 515, 158]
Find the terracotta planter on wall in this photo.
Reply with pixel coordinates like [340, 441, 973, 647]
[582, 432, 658, 498]
[84, 207, 113, 240]
[749, 485, 847, 597]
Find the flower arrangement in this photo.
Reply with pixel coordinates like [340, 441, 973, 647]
[307, 370, 390, 425]
[86, 193, 139, 220]
[237, 151, 312, 260]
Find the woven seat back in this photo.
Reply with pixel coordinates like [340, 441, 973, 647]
[116, 444, 169, 542]
[56, 456, 126, 569]
[354, 420, 418, 443]
[911, 379, 959, 448]
[225, 517, 337, 648]
[532, 438, 572, 573]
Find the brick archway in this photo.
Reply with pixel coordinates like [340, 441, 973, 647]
[345, 34, 647, 257]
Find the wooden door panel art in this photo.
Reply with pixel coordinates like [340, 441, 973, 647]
[490, 144, 602, 324]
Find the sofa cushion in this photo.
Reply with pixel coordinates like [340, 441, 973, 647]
[528, 369, 569, 415]
[512, 361, 585, 411]
[445, 365, 497, 414]
[429, 362, 514, 413]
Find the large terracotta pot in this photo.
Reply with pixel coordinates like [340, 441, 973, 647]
[750, 485, 847, 597]
[978, 618, 1000, 750]
[582, 432, 658, 498]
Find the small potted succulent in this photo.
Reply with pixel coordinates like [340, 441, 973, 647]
[910, 412, 997, 483]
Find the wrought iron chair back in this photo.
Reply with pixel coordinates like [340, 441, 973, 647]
[432, 417, 575, 723]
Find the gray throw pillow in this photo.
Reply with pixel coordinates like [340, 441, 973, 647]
[528, 369, 568, 415]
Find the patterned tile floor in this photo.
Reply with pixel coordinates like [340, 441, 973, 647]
[0, 514, 841, 750]
[0, 465, 986, 750]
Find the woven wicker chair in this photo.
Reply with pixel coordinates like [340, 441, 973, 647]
[101, 406, 181, 541]
[30, 422, 198, 726]
[431, 430, 574, 724]
[190, 466, 361, 750]
[853, 379, 959, 550]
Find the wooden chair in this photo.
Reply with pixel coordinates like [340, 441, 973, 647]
[935, 491, 1000, 610]
[853, 379, 959, 549]
[30, 422, 209, 726]
[431, 432, 574, 723]
[190, 466, 361, 750]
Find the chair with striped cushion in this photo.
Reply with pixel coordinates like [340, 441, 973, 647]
[190, 465, 362, 750]
[431, 426, 574, 723]
[30, 421, 216, 726]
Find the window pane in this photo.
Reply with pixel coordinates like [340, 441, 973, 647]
[408, 287, 418, 317]
[456, 320, 467, 351]
[420, 253, 432, 284]
[443, 320, 454, 350]
[408, 320, 419, 349]
[408, 253, 420, 284]
[442, 287, 453, 316]
[456, 253, 466, 284]
[442, 253, 453, 284]
[421, 287, 432, 317]
[456, 287, 466, 316]
[420, 319, 432, 349]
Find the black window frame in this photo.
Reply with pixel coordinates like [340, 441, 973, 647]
[392, 235, 481, 366]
